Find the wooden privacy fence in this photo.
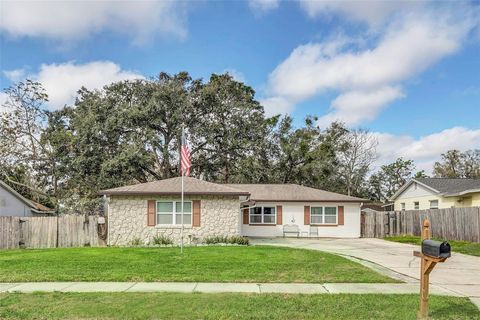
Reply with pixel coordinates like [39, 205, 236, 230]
[361, 207, 480, 243]
[0, 215, 106, 249]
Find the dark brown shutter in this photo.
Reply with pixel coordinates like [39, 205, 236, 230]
[243, 208, 249, 224]
[192, 200, 201, 227]
[276, 205, 282, 225]
[304, 206, 310, 225]
[338, 206, 344, 225]
[147, 200, 156, 226]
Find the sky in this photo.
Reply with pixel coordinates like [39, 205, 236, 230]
[0, 0, 479, 173]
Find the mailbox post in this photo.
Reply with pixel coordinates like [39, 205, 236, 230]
[413, 219, 450, 319]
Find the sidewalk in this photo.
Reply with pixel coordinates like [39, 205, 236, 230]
[0, 281, 465, 295]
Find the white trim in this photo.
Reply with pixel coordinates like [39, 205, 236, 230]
[310, 205, 338, 225]
[249, 206, 276, 224]
[389, 179, 440, 201]
[444, 188, 480, 197]
[156, 200, 192, 226]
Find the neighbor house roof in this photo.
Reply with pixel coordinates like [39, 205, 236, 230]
[390, 178, 480, 200]
[225, 184, 366, 202]
[99, 177, 250, 196]
[0, 180, 54, 213]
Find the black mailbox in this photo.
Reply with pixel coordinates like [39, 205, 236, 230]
[422, 240, 451, 259]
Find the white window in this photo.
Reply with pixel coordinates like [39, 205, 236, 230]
[401, 203, 405, 211]
[156, 201, 192, 225]
[429, 200, 439, 209]
[249, 207, 276, 224]
[310, 206, 337, 225]
[414, 202, 419, 210]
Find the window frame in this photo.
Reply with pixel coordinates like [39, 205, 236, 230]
[429, 200, 439, 209]
[249, 206, 276, 225]
[401, 203, 406, 211]
[310, 206, 338, 225]
[414, 201, 419, 210]
[156, 200, 192, 226]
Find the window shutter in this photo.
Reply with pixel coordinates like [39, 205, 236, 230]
[243, 208, 249, 224]
[147, 200, 156, 226]
[192, 200, 201, 227]
[276, 205, 282, 225]
[338, 206, 344, 225]
[304, 206, 310, 225]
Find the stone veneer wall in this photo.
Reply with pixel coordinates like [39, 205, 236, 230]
[107, 195, 241, 246]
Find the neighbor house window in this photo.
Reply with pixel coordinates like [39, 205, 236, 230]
[429, 200, 439, 209]
[249, 207, 276, 224]
[310, 206, 337, 225]
[401, 203, 405, 211]
[156, 201, 192, 225]
[414, 202, 419, 210]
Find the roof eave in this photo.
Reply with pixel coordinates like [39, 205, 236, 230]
[98, 191, 250, 196]
[250, 198, 367, 203]
[443, 188, 480, 197]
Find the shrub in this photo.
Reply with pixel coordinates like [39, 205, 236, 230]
[228, 236, 249, 245]
[130, 237, 142, 246]
[152, 235, 174, 246]
[203, 235, 249, 245]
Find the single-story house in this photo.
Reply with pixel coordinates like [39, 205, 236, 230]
[99, 177, 365, 245]
[0, 180, 54, 216]
[390, 178, 480, 211]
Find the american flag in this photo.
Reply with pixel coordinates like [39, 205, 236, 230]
[181, 130, 191, 177]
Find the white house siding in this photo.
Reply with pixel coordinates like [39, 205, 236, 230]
[0, 184, 33, 217]
[241, 202, 361, 238]
[108, 195, 241, 246]
[399, 183, 435, 198]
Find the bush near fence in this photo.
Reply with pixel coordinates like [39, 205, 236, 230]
[361, 207, 480, 243]
[0, 215, 106, 249]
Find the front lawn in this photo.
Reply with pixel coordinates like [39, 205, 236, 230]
[0, 246, 395, 283]
[0, 292, 478, 319]
[384, 235, 480, 257]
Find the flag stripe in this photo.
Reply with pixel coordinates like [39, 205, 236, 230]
[181, 132, 191, 177]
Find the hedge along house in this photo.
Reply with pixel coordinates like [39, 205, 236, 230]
[100, 177, 365, 245]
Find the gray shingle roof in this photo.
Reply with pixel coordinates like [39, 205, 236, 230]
[225, 184, 366, 202]
[99, 177, 250, 196]
[416, 178, 480, 195]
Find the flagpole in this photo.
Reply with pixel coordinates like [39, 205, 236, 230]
[180, 126, 184, 254]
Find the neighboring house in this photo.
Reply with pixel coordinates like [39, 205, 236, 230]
[0, 180, 54, 216]
[99, 177, 365, 245]
[361, 203, 385, 212]
[390, 178, 480, 211]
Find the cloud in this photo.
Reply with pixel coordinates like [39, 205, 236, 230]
[262, 6, 478, 124]
[223, 68, 246, 83]
[248, 0, 279, 15]
[299, 0, 423, 26]
[0, 92, 9, 113]
[3, 68, 26, 82]
[374, 127, 480, 173]
[260, 96, 293, 117]
[317, 86, 404, 128]
[0, 1, 188, 44]
[33, 61, 143, 109]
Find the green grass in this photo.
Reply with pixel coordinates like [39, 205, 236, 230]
[0, 246, 395, 283]
[384, 235, 480, 257]
[0, 292, 478, 319]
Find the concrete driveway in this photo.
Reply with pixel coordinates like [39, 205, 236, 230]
[251, 237, 480, 299]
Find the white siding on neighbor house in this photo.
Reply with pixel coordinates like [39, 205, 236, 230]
[241, 202, 361, 238]
[397, 182, 436, 199]
[0, 184, 33, 217]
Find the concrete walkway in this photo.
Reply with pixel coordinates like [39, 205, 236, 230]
[250, 238, 480, 300]
[0, 282, 464, 295]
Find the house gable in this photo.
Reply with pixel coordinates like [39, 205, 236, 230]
[0, 183, 33, 217]
[395, 182, 438, 199]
